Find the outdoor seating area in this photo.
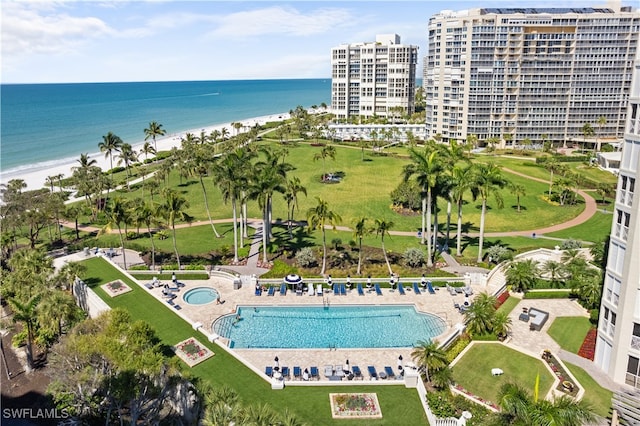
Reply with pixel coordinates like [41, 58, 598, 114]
[528, 308, 549, 331]
[264, 361, 404, 382]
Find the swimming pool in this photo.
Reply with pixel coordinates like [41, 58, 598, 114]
[212, 305, 447, 349]
[183, 287, 219, 305]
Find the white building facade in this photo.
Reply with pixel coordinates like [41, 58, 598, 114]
[424, 5, 639, 146]
[331, 34, 418, 120]
[594, 58, 640, 389]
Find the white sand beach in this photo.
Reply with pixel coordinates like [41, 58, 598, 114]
[0, 112, 290, 192]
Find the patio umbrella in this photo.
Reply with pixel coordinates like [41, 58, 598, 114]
[274, 356, 279, 369]
[345, 359, 350, 373]
[284, 274, 302, 285]
[398, 355, 403, 368]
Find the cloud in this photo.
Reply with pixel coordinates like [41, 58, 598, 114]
[210, 5, 356, 38]
[1, 2, 113, 57]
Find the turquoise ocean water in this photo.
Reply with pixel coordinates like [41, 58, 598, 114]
[1, 79, 330, 174]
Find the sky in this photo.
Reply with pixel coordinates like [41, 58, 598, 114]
[1, 0, 621, 83]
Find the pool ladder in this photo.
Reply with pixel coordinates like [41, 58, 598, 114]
[323, 295, 330, 308]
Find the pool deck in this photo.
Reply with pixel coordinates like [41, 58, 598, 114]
[144, 275, 474, 382]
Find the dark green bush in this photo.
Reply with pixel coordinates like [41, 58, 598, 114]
[523, 290, 573, 299]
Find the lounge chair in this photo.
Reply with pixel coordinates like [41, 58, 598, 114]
[367, 366, 378, 379]
[384, 366, 395, 379]
[427, 281, 436, 294]
[374, 283, 383, 296]
[265, 366, 273, 377]
[340, 284, 346, 295]
[293, 366, 302, 380]
[281, 366, 290, 379]
[447, 285, 457, 296]
[413, 282, 422, 294]
[352, 365, 363, 380]
[280, 283, 287, 295]
[316, 283, 323, 296]
[144, 282, 154, 289]
[167, 283, 179, 291]
[334, 365, 345, 378]
[255, 287, 262, 296]
[357, 283, 365, 296]
[267, 286, 276, 296]
[333, 284, 340, 295]
[296, 284, 303, 296]
[398, 283, 406, 295]
[324, 365, 334, 378]
[173, 304, 182, 310]
[463, 285, 473, 296]
[310, 366, 319, 380]
[167, 298, 175, 306]
[307, 285, 315, 296]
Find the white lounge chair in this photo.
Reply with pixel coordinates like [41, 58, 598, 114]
[307, 284, 315, 296]
[316, 283, 323, 296]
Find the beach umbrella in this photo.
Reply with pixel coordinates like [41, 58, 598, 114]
[274, 356, 279, 369]
[284, 274, 303, 287]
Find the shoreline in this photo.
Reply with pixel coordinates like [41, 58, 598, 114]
[0, 112, 290, 191]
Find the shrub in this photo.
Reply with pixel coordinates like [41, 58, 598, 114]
[156, 231, 169, 240]
[129, 265, 149, 271]
[126, 231, 140, 240]
[261, 260, 299, 279]
[403, 247, 425, 267]
[523, 290, 573, 299]
[561, 239, 582, 250]
[185, 264, 205, 270]
[485, 245, 513, 264]
[445, 334, 472, 363]
[295, 247, 317, 268]
[590, 308, 600, 325]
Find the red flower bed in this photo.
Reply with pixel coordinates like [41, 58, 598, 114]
[494, 291, 510, 309]
[577, 328, 597, 360]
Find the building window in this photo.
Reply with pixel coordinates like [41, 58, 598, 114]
[632, 323, 640, 351]
[626, 356, 640, 389]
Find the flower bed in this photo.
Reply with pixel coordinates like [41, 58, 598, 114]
[577, 328, 597, 360]
[494, 291, 510, 309]
[329, 393, 382, 419]
[101, 280, 132, 297]
[173, 337, 214, 367]
[452, 384, 499, 411]
[542, 350, 578, 397]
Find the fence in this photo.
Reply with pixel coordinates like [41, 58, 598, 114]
[72, 278, 111, 318]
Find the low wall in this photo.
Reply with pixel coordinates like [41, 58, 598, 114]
[72, 279, 111, 318]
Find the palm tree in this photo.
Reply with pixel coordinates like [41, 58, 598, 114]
[213, 151, 246, 262]
[492, 311, 513, 340]
[157, 189, 193, 270]
[353, 217, 368, 275]
[464, 292, 497, 336]
[596, 116, 607, 151]
[496, 382, 595, 426]
[450, 165, 473, 256]
[98, 131, 123, 189]
[8, 295, 41, 369]
[313, 145, 336, 181]
[581, 123, 595, 151]
[117, 143, 138, 187]
[74, 153, 97, 173]
[403, 145, 443, 266]
[544, 158, 566, 199]
[471, 163, 508, 263]
[411, 340, 448, 383]
[374, 218, 394, 275]
[37, 290, 82, 338]
[509, 182, 526, 213]
[306, 197, 342, 275]
[144, 121, 166, 154]
[134, 201, 158, 271]
[539, 260, 568, 288]
[283, 176, 307, 238]
[101, 197, 129, 269]
[505, 259, 539, 293]
[190, 144, 221, 238]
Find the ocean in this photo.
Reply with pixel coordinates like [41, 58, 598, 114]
[0, 79, 331, 175]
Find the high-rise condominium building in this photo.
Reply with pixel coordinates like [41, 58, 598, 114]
[594, 58, 640, 390]
[424, 5, 639, 146]
[331, 34, 418, 119]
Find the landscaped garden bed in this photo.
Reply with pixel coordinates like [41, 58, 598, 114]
[173, 337, 214, 367]
[101, 279, 132, 297]
[542, 350, 579, 397]
[329, 393, 382, 419]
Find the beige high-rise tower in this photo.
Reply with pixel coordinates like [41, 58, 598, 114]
[424, 5, 639, 146]
[331, 34, 418, 120]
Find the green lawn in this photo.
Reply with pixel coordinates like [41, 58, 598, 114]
[451, 343, 554, 405]
[81, 257, 428, 425]
[564, 362, 613, 419]
[545, 210, 612, 243]
[547, 317, 593, 354]
[497, 296, 520, 315]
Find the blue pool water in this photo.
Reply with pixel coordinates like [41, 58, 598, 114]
[212, 305, 447, 349]
[183, 287, 219, 305]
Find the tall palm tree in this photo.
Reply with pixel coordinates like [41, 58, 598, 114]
[134, 201, 158, 271]
[544, 158, 566, 199]
[144, 121, 166, 154]
[101, 197, 130, 269]
[8, 295, 41, 369]
[374, 218, 394, 275]
[509, 182, 527, 213]
[283, 176, 307, 238]
[254, 146, 293, 242]
[403, 145, 443, 266]
[596, 116, 607, 151]
[98, 132, 123, 190]
[157, 189, 193, 270]
[411, 340, 448, 383]
[450, 165, 473, 256]
[37, 289, 82, 338]
[471, 163, 508, 263]
[306, 197, 341, 275]
[117, 143, 138, 188]
[189, 144, 221, 238]
[353, 217, 368, 275]
[74, 153, 97, 173]
[313, 145, 336, 180]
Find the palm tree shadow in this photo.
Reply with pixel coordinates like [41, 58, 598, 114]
[511, 205, 528, 211]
